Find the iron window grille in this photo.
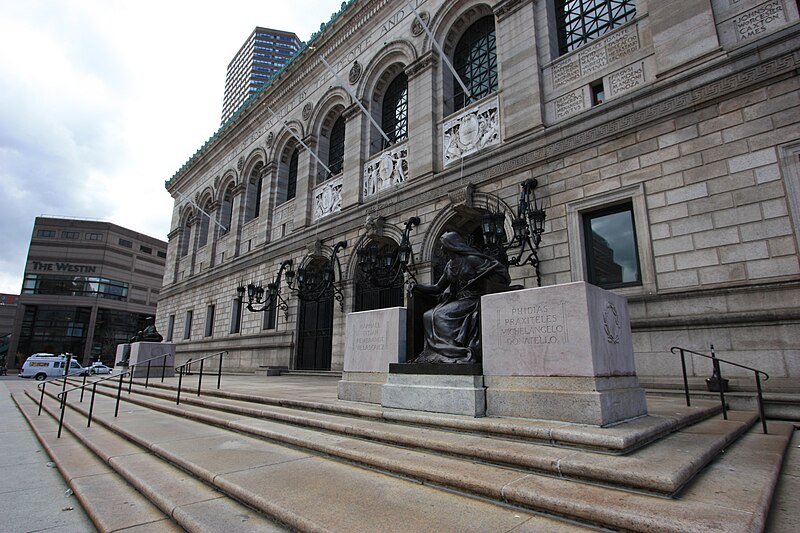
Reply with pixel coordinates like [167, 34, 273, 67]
[453, 16, 498, 112]
[286, 148, 298, 201]
[556, 0, 636, 54]
[327, 115, 345, 177]
[381, 73, 408, 149]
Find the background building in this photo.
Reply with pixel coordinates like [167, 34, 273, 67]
[0, 293, 19, 366]
[7, 217, 167, 367]
[161, 0, 800, 396]
[221, 27, 302, 125]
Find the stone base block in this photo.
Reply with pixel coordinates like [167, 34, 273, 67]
[381, 374, 486, 416]
[115, 342, 175, 378]
[484, 376, 647, 426]
[337, 371, 386, 404]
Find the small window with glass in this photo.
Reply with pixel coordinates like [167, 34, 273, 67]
[582, 202, 641, 289]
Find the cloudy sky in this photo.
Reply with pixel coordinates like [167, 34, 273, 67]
[0, 0, 344, 293]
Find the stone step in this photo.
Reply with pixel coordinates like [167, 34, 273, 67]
[125, 377, 722, 453]
[27, 387, 597, 532]
[13, 390, 288, 532]
[88, 379, 756, 496]
[280, 369, 343, 378]
[646, 388, 800, 421]
[40, 384, 795, 532]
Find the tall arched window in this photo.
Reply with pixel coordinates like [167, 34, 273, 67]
[286, 148, 298, 201]
[220, 184, 234, 235]
[198, 201, 211, 248]
[453, 16, 497, 111]
[244, 165, 263, 222]
[327, 115, 345, 177]
[381, 73, 408, 149]
[179, 218, 192, 257]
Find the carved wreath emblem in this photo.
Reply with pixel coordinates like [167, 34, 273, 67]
[349, 61, 362, 85]
[302, 102, 314, 121]
[603, 302, 621, 344]
[411, 12, 430, 37]
[265, 131, 274, 148]
[236, 156, 244, 171]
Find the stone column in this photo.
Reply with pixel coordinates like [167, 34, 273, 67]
[261, 161, 278, 242]
[494, 0, 544, 138]
[230, 182, 246, 258]
[293, 136, 316, 231]
[405, 51, 437, 181]
[340, 102, 364, 210]
[648, 0, 722, 76]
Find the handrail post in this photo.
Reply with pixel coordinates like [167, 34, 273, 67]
[128, 365, 134, 394]
[217, 351, 223, 390]
[88, 383, 97, 428]
[678, 348, 691, 406]
[161, 354, 166, 382]
[145, 360, 152, 388]
[177, 367, 183, 405]
[57, 391, 67, 439]
[115, 372, 124, 418]
[38, 383, 45, 416]
[61, 353, 72, 409]
[710, 345, 728, 420]
[80, 373, 87, 402]
[755, 372, 768, 434]
[197, 359, 205, 397]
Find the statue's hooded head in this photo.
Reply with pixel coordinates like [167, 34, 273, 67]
[439, 231, 479, 256]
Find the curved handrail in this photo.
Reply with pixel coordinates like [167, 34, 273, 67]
[174, 351, 226, 405]
[670, 345, 769, 434]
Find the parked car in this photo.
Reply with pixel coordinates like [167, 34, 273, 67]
[19, 353, 89, 381]
[89, 362, 112, 375]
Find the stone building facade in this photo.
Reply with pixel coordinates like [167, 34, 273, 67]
[161, 0, 800, 392]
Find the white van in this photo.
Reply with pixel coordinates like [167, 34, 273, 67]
[18, 353, 88, 381]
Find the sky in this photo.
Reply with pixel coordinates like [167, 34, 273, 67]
[0, 0, 345, 294]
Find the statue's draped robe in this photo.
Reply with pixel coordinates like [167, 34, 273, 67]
[415, 233, 510, 364]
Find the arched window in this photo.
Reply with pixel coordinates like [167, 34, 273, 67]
[244, 165, 263, 222]
[381, 73, 408, 149]
[179, 218, 192, 257]
[556, 0, 636, 54]
[198, 201, 211, 248]
[286, 148, 298, 201]
[327, 115, 345, 177]
[453, 16, 497, 111]
[220, 184, 234, 235]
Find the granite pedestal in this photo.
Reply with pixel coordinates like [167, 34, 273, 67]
[338, 307, 406, 403]
[481, 282, 647, 426]
[381, 364, 486, 416]
[115, 342, 176, 379]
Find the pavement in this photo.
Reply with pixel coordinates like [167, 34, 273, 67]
[2, 372, 798, 532]
[1, 376, 96, 532]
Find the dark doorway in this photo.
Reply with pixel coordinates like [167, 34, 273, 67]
[295, 259, 335, 370]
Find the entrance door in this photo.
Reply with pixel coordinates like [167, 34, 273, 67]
[296, 294, 333, 370]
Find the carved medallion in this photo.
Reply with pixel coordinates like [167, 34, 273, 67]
[237, 157, 244, 171]
[411, 12, 430, 37]
[349, 61, 362, 85]
[302, 102, 314, 121]
[266, 131, 274, 148]
[603, 303, 621, 344]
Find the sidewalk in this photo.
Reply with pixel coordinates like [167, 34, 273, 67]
[0, 377, 96, 532]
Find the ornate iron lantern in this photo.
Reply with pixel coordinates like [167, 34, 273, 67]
[480, 178, 547, 285]
[237, 259, 292, 320]
[356, 216, 420, 289]
[285, 240, 348, 310]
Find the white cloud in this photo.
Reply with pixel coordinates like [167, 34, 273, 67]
[0, 0, 346, 293]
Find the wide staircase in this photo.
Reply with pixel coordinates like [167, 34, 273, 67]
[9, 372, 796, 532]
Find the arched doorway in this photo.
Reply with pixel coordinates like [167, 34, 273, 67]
[353, 237, 404, 312]
[295, 258, 334, 370]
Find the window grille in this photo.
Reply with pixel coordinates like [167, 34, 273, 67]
[556, 0, 636, 54]
[453, 16, 498, 111]
[381, 73, 408, 148]
[327, 115, 345, 176]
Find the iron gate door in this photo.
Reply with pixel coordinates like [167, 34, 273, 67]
[296, 295, 334, 370]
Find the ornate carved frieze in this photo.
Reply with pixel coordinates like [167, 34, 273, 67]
[363, 142, 408, 199]
[313, 176, 343, 221]
[494, 0, 528, 20]
[364, 214, 386, 237]
[405, 51, 436, 79]
[442, 96, 501, 166]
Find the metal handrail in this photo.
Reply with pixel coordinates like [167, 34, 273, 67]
[174, 351, 226, 405]
[43, 352, 173, 438]
[670, 345, 770, 434]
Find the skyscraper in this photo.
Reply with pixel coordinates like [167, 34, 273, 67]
[221, 27, 301, 125]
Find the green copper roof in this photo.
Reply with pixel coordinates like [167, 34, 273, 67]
[165, 0, 357, 189]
